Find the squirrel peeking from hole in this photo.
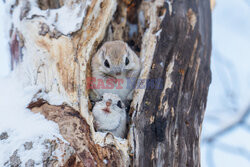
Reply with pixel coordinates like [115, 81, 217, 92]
[90, 40, 141, 138]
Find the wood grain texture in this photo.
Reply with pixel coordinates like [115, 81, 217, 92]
[131, 0, 212, 166]
[31, 103, 123, 167]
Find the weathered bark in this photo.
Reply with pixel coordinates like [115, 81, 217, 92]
[130, 1, 212, 166]
[8, 0, 211, 166]
[29, 101, 125, 167]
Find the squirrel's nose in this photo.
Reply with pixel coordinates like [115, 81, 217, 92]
[106, 99, 112, 107]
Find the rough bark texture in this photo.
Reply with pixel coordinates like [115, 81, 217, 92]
[131, 0, 212, 166]
[30, 102, 124, 167]
[8, 0, 211, 166]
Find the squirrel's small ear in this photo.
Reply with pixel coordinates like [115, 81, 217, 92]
[102, 46, 106, 53]
[98, 49, 105, 59]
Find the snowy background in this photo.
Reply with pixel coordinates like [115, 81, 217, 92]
[0, 0, 250, 166]
[201, 0, 250, 166]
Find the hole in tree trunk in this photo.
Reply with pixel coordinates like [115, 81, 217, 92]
[90, 0, 148, 140]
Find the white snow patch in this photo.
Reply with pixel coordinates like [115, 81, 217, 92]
[160, 62, 164, 67]
[7, 0, 91, 35]
[0, 1, 11, 77]
[155, 29, 162, 39]
[103, 159, 108, 164]
[0, 74, 64, 166]
[32, 88, 71, 106]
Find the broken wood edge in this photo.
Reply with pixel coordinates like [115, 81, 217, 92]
[128, 0, 166, 161]
[28, 100, 127, 166]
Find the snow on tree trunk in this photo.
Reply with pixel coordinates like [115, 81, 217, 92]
[7, 0, 211, 166]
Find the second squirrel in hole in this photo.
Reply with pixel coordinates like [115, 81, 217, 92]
[92, 93, 127, 138]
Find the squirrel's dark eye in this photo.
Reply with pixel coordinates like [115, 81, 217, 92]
[117, 100, 122, 108]
[125, 57, 129, 66]
[104, 59, 110, 68]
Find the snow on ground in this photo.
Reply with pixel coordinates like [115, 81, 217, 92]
[0, 1, 64, 166]
[202, 0, 250, 166]
[0, 74, 64, 166]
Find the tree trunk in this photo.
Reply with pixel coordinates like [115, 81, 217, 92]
[7, 0, 211, 166]
[131, 1, 212, 166]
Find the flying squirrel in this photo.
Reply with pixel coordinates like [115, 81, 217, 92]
[90, 40, 141, 103]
